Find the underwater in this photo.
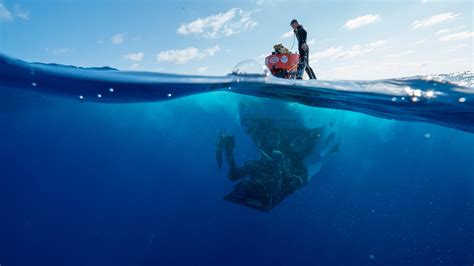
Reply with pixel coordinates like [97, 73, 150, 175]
[0, 1, 473, 265]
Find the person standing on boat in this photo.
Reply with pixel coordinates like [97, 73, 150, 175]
[290, 19, 317, 80]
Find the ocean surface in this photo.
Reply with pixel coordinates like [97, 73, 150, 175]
[0, 55, 473, 266]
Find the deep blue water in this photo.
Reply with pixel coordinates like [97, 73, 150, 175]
[0, 56, 473, 266]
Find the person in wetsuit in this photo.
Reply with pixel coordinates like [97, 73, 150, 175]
[290, 19, 317, 80]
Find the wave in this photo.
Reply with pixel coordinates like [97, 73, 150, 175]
[0, 55, 473, 133]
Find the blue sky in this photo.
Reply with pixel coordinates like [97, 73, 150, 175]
[0, 0, 472, 79]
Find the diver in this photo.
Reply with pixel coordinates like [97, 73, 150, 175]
[290, 19, 317, 80]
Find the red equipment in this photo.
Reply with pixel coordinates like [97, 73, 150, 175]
[265, 53, 300, 79]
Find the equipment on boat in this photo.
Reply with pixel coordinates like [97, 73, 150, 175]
[265, 44, 299, 79]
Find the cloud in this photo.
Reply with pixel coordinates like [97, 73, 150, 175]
[130, 63, 140, 70]
[386, 50, 415, 58]
[344, 14, 381, 30]
[435, 25, 466, 35]
[111, 33, 126, 44]
[436, 29, 450, 35]
[14, 5, 28, 20]
[157, 45, 220, 64]
[280, 30, 294, 39]
[206, 45, 221, 56]
[415, 39, 426, 45]
[46, 48, 74, 55]
[124, 52, 144, 62]
[0, 1, 13, 22]
[53, 48, 73, 55]
[412, 12, 459, 29]
[439, 31, 474, 41]
[0, 2, 29, 22]
[197, 66, 209, 73]
[310, 40, 387, 61]
[453, 44, 468, 49]
[256, 0, 272, 5]
[177, 8, 257, 38]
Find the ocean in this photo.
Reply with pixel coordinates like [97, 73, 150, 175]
[0, 55, 473, 266]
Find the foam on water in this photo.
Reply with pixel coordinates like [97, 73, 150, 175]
[0, 55, 473, 133]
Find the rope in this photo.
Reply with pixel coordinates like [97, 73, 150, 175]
[290, 34, 296, 52]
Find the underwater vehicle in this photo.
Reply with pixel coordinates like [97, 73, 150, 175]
[217, 99, 340, 211]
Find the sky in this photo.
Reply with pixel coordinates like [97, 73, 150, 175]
[0, 0, 472, 80]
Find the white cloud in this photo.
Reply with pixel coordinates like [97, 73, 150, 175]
[415, 39, 426, 45]
[157, 45, 220, 64]
[453, 44, 468, 49]
[386, 50, 415, 58]
[124, 52, 144, 62]
[111, 33, 126, 44]
[368, 40, 387, 48]
[435, 29, 450, 35]
[435, 25, 466, 35]
[205, 45, 221, 56]
[256, 0, 272, 5]
[439, 31, 474, 41]
[197, 66, 209, 73]
[280, 30, 294, 39]
[130, 63, 140, 70]
[0, 2, 29, 22]
[344, 14, 381, 30]
[177, 8, 257, 38]
[310, 40, 387, 61]
[14, 5, 28, 20]
[311, 47, 345, 60]
[47, 48, 74, 55]
[0, 1, 13, 22]
[412, 12, 460, 29]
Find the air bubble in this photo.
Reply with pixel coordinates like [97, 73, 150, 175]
[459, 97, 466, 103]
[97, 94, 102, 98]
[109, 88, 114, 92]
[167, 93, 172, 97]
[79, 95, 84, 100]
[391, 97, 397, 102]
[31, 82, 37, 87]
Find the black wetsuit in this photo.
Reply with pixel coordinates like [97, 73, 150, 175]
[294, 25, 317, 79]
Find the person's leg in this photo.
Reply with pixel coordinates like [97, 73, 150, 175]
[296, 52, 308, 79]
[296, 58, 306, 79]
[305, 65, 317, 80]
